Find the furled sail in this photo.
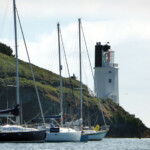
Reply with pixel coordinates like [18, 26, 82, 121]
[0, 104, 20, 117]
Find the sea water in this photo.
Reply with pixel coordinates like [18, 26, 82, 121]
[0, 138, 150, 150]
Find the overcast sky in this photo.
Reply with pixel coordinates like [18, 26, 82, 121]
[0, 0, 150, 128]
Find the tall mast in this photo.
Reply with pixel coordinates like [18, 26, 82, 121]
[78, 18, 83, 127]
[57, 23, 63, 126]
[13, 0, 20, 125]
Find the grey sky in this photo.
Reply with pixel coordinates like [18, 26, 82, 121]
[0, 0, 150, 127]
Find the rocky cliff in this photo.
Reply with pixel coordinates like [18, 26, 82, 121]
[0, 43, 150, 138]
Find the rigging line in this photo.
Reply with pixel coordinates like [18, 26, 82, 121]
[98, 98, 106, 126]
[25, 112, 41, 125]
[7, 1, 13, 45]
[8, 16, 13, 44]
[59, 28, 79, 120]
[89, 109, 98, 119]
[94, 111, 99, 127]
[25, 106, 50, 125]
[94, 78, 107, 126]
[59, 29, 71, 79]
[81, 22, 107, 126]
[86, 96, 91, 127]
[81, 24, 94, 80]
[82, 57, 89, 87]
[0, 0, 10, 38]
[49, 32, 58, 76]
[82, 111, 90, 125]
[71, 37, 78, 79]
[16, 8, 45, 125]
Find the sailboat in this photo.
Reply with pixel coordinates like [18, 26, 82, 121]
[0, 0, 46, 142]
[78, 18, 109, 141]
[45, 23, 81, 142]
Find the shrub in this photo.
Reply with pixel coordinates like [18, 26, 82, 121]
[0, 42, 13, 56]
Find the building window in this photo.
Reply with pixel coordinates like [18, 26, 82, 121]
[109, 79, 112, 83]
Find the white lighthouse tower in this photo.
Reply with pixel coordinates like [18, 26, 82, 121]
[94, 42, 119, 104]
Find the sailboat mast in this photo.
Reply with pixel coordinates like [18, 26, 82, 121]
[13, 0, 20, 125]
[57, 23, 63, 127]
[78, 18, 83, 127]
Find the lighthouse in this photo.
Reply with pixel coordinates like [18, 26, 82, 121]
[94, 42, 119, 104]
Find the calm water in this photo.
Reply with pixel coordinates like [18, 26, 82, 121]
[0, 138, 150, 150]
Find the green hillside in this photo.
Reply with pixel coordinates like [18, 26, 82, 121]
[0, 42, 150, 138]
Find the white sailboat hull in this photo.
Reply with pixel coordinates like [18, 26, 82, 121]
[45, 127, 81, 142]
[84, 130, 107, 141]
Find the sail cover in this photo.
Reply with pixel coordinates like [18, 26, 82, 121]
[0, 104, 20, 116]
[44, 115, 61, 119]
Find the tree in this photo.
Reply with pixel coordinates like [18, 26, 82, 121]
[0, 42, 13, 56]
